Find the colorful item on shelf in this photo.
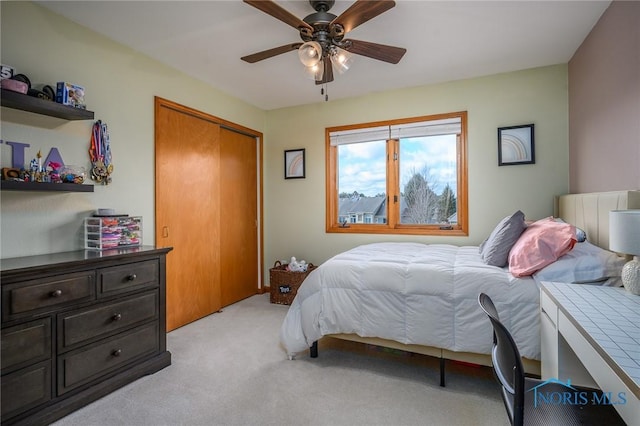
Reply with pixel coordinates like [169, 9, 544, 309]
[47, 161, 62, 183]
[61, 165, 86, 184]
[1, 78, 28, 94]
[36, 150, 43, 172]
[55, 81, 86, 108]
[28, 154, 44, 182]
[89, 120, 113, 185]
[2, 160, 81, 185]
[85, 216, 142, 250]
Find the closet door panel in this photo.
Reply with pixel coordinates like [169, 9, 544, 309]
[155, 102, 221, 331]
[220, 128, 259, 306]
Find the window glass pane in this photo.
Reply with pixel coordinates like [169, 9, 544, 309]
[337, 140, 387, 225]
[399, 135, 457, 225]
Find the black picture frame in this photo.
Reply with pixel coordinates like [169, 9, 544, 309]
[284, 149, 305, 179]
[498, 124, 535, 166]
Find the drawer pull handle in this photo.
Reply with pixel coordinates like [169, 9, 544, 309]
[112, 349, 122, 357]
[50, 289, 63, 297]
[127, 274, 137, 281]
[112, 313, 122, 321]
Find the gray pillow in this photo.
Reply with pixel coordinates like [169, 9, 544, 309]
[479, 210, 526, 267]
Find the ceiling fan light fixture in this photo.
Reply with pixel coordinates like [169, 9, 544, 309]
[330, 46, 353, 74]
[303, 60, 324, 81]
[298, 41, 323, 67]
[243, 0, 405, 88]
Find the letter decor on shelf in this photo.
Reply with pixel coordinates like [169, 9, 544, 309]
[1, 140, 65, 170]
[89, 120, 113, 184]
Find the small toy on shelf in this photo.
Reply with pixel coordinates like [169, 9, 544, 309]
[29, 157, 38, 174]
[36, 150, 43, 172]
[29, 154, 43, 182]
[61, 165, 86, 184]
[56, 82, 86, 109]
[47, 161, 62, 183]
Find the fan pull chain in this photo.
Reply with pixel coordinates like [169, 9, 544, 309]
[321, 84, 328, 102]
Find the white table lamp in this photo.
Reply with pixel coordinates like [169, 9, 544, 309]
[610, 210, 640, 295]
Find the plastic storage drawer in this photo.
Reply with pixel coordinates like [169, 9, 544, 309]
[85, 216, 142, 250]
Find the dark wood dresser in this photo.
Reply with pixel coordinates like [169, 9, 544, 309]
[1, 246, 172, 425]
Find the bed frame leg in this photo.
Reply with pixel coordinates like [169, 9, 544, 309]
[440, 358, 445, 387]
[310, 341, 318, 358]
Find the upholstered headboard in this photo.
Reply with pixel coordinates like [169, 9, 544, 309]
[555, 190, 640, 251]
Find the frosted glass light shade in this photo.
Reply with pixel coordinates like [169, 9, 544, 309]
[298, 41, 322, 67]
[303, 60, 324, 81]
[330, 47, 354, 74]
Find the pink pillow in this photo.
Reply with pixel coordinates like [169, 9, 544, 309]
[509, 217, 577, 277]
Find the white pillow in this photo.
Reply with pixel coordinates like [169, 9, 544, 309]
[533, 241, 626, 284]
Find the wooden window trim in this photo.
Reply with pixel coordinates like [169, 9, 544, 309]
[326, 111, 468, 236]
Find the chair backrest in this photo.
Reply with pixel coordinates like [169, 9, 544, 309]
[478, 293, 525, 426]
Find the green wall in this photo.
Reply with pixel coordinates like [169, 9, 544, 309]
[264, 65, 569, 266]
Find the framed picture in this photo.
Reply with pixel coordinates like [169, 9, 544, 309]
[498, 124, 535, 166]
[284, 149, 305, 179]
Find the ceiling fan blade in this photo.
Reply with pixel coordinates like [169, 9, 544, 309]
[241, 43, 302, 63]
[331, 0, 396, 33]
[345, 39, 406, 64]
[244, 0, 313, 31]
[316, 59, 334, 85]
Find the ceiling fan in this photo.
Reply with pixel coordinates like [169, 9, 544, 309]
[241, 0, 407, 85]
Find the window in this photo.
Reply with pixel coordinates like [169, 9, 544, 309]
[326, 111, 468, 236]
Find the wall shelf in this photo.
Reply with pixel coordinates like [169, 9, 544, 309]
[1, 88, 94, 120]
[1, 181, 94, 192]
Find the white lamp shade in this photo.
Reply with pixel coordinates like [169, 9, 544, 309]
[609, 210, 640, 256]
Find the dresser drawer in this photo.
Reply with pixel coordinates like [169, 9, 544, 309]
[58, 322, 159, 394]
[1, 318, 51, 373]
[1, 360, 52, 420]
[98, 260, 158, 296]
[4, 272, 95, 318]
[59, 291, 158, 350]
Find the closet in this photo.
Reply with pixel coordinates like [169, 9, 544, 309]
[154, 97, 262, 331]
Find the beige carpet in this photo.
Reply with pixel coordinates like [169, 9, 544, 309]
[52, 293, 509, 426]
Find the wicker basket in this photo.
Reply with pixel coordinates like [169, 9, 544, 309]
[269, 260, 316, 305]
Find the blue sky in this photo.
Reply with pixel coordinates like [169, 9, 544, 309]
[338, 135, 457, 197]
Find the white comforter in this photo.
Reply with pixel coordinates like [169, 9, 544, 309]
[280, 242, 541, 360]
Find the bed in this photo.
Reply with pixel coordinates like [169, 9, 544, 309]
[279, 190, 640, 384]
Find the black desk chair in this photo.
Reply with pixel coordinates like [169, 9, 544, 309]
[477, 292, 626, 426]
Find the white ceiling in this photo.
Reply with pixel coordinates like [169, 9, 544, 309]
[38, 0, 610, 110]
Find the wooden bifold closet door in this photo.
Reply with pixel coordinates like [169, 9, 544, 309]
[155, 98, 261, 331]
[220, 127, 259, 307]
